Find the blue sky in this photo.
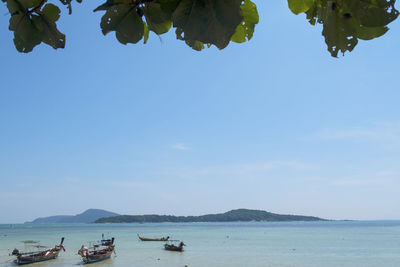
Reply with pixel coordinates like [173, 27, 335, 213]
[1, 1, 400, 223]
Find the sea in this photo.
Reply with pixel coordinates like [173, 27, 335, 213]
[0, 221, 399, 267]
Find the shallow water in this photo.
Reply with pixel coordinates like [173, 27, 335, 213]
[1, 221, 400, 267]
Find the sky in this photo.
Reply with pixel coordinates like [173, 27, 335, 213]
[0, 1, 400, 223]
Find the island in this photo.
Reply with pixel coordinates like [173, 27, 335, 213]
[94, 209, 326, 223]
[25, 209, 119, 224]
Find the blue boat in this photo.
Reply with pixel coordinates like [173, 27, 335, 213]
[12, 238, 65, 265]
[78, 237, 115, 264]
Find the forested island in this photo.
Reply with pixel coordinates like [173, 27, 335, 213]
[25, 209, 119, 224]
[94, 209, 326, 223]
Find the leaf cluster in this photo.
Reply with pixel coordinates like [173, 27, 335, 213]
[288, 0, 399, 57]
[4, 0, 83, 52]
[94, 0, 259, 51]
[2, 0, 259, 52]
[3, 0, 398, 56]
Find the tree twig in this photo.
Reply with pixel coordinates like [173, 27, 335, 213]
[28, 0, 48, 15]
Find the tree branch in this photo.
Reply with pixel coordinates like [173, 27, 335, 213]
[28, 0, 48, 15]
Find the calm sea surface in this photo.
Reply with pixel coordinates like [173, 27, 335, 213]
[0, 221, 399, 267]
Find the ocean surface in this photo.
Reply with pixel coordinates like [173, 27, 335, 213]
[0, 221, 399, 267]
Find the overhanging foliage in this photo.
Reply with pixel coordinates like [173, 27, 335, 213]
[3, 0, 259, 52]
[1, 0, 398, 56]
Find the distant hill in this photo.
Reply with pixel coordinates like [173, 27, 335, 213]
[94, 209, 326, 223]
[26, 209, 119, 224]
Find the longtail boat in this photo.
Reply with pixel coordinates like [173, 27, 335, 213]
[11, 237, 65, 265]
[164, 241, 185, 252]
[78, 237, 115, 264]
[137, 234, 169, 241]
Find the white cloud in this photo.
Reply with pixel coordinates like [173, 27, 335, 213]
[240, 161, 313, 172]
[316, 122, 400, 145]
[329, 171, 399, 187]
[112, 181, 149, 188]
[16, 182, 33, 188]
[0, 192, 38, 198]
[332, 178, 389, 186]
[171, 143, 191, 150]
[62, 177, 82, 183]
[162, 160, 315, 182]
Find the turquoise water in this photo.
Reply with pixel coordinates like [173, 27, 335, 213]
[1, 221, 400, 266]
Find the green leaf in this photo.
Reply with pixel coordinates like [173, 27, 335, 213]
[144, 2, 172, 35]
[157, 0, 180, 17]
[185, 40, 204, 51]
[94, 0, 114, 12]
[143, 23, 149, 44]
[19, 0, 41, 9]
[288, 0, 315, 15]
[301, 0, 398, 57]
[344, 0, 398, 27]
[9, 13, 41, 42]
[241, 0, 259, 26]
[9, 13, 42, 52]
[7, 0, 26, 14]
[41, 3, 61, 22]
[231, 23, 246, 43]
[359, 5, 399, 27]
[172, 0, 243, 50]
[357, 26, 388, 40]
[320, 7, 358, 57]
[94, 0, 131, 12]
[232, 0, 259, 43]
[100, 4, 144, 44]
[31, 14, 65, 49]
[115, 32, 129, 45]
[13, 33, 37, 52]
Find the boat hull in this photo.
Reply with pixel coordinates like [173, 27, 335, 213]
[138, 234, 169, 241]
[15, 250, 60, 265]
[81, 250, 113, 264]
[164, 244, 184, 252]
[83, 255, 111, 264]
